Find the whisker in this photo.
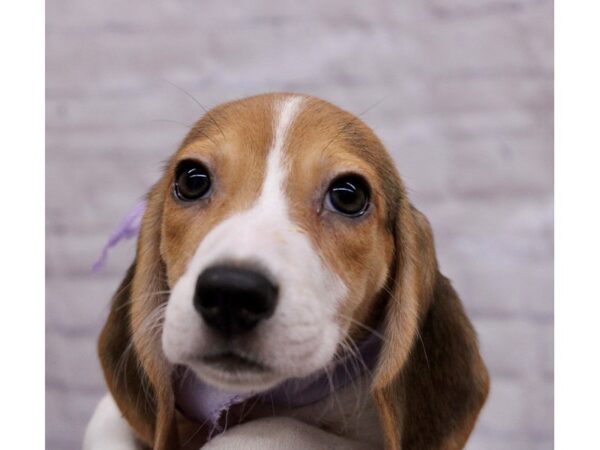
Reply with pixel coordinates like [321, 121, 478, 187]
[416, 329, 431, 370]
[318, 96, 387, 157]
[152, 119, 193, 129]
[339, 335, 372, 416]
[323, 362, 348, 430]
[239, 395, 262, 423]
[374, 279, 429, 366]
[336, 312, 389, 344]
[162, 78, 226, 139]
[181, 418, 210, 448]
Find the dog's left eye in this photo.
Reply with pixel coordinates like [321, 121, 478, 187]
[325, 175, 370, 217]
[174, 160, 211, 202]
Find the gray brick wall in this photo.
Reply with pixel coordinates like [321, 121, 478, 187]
[46, 1, 553, 449]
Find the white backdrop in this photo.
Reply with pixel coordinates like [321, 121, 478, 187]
[46, 1, 553, 449]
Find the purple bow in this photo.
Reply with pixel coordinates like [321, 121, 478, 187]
[91, 200, 147, 272]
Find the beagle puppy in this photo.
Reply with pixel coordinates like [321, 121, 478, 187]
[84, 93, 489, 450]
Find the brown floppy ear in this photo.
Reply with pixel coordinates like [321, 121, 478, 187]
[372, 205, 490, 450]
[98, 181, 179, 449]
[98, 262, 157, 446]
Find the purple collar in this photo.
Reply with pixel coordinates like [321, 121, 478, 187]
[173, 330, 382, 436]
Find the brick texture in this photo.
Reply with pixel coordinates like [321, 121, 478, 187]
[46, 1, 553, 449]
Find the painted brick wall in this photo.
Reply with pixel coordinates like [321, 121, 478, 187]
[46, 1, 553, 449]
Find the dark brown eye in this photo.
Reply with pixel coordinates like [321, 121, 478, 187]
[174, 160, 211, 201]
[326, 175, 370, 217]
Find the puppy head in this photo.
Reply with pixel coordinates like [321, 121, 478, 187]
[98, 93, 488, 449]
[160, 94, 398, 392]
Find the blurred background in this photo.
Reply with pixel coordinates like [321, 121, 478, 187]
[46, 1, 553, 449]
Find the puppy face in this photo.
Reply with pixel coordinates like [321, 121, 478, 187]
[160, 94, 399, 392]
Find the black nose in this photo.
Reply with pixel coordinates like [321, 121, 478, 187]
[194, 265, 278, 336]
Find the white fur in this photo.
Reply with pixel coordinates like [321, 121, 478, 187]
[201, 416, 372, 450]
[83, 394, 141, 450]
[162, 95, 348, 392]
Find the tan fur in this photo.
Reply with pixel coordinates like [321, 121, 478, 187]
[161, 95, 276, 284]
[283, 97, 396, 333]
[97, 93, 489, 450]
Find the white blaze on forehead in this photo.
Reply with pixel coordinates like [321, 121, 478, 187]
[175, 95, 308, 271]
[258, 96, 304, 212]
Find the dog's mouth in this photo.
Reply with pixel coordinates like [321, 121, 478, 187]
[187, 350, 282, 392]
[198, 351, 270, 374]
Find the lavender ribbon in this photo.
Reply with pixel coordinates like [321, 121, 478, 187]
[173, 330, 382, 437]
[91, 200, 147, 272]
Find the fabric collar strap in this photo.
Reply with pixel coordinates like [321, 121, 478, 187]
[173, 329, 382, 436]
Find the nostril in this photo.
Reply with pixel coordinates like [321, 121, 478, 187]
[237, 290, 276, 321]
[194, 287, 219, 320]
[193, 265, 279, 335]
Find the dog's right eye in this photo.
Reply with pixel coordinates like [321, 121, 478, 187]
[174, 160, 211, 202]
[325, 175, 370, 217]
